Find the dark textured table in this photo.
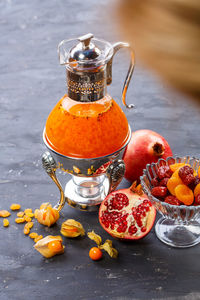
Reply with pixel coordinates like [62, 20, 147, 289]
[1, 1, 200, 299]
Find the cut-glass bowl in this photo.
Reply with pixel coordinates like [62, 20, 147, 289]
[140, 156, 200, 248]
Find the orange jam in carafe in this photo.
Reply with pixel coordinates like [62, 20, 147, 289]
[45, 95, 129, 158]
[45, 34, 135, 159]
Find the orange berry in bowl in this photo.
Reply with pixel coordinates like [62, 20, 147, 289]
[175, 184, 194, 206]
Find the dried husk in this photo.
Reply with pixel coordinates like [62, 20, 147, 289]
[99, 240, 118, 258]
[87, 231, 118, 258]
[36, 203, 59, 227]
[60, 219, 85, 238]
[87, 231, 102, 246]
[34, 235, 64, 258]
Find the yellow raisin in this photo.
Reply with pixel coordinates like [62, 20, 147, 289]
[0, 210, 11, 218]
[29, 232, 38, 239]
[24, 208, 32, 214]
[26, 222, 34, 229]
[3, 219, 9, 227]
[24, 226, 30, 235]
[15, 217, 25, 224]
[34, 209, 39, 218]
[24, 215, 32, 222]
[10, 204, 21, 211]
[25, 212, 34, 218]
[17, 211, 24, 218]
[34, 235, 43, 243]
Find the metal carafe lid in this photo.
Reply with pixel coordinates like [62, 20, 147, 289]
[58, 33, 135, 107]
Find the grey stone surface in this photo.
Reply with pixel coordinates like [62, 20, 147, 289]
[0, 0, 200, 299]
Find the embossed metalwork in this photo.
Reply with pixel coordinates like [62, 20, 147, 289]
[106, 160, 125, 193]
[42, 152, 66, 212]
[57, 34, 135, 106]
[43, 126, 131, 177]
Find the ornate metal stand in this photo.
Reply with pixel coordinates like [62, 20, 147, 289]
[42, 151, 125, 212]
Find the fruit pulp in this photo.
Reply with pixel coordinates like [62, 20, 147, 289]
[45, 94, 129, 158]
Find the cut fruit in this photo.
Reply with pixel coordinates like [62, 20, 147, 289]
[99, 182, 156, 240]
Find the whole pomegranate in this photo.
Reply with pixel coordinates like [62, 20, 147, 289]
[124, 130, 173, 182]
[99, 182, 156, 240]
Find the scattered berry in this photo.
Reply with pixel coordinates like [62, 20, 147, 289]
[89, 247, 103, 261]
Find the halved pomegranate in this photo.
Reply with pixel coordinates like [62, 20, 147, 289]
[99, 182, 156, 240]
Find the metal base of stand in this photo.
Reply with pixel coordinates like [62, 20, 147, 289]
[64, 176, 109, 211]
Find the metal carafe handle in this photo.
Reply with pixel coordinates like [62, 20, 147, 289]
[107, 42, 135, 109]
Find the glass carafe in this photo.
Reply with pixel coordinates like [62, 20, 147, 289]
[45, 33, 134, 159]
[42, 33, 135, 211]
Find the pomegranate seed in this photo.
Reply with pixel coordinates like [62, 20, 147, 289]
[128, 225, 137, 235]
[141, 227, 146, 232]
[136, 212, 141, 219]
[143, 199, 150, 204]
[104, 222, 109, 228]
[137, 220, 143, 227]
[111, 223, 115, 230]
